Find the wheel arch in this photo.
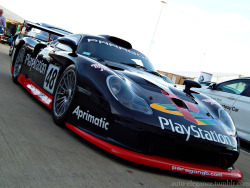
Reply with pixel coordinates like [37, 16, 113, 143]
[51, 64, 78, 126]
[34, 43, 47, 57]
[12, 40, 25, 66]
[50, 52, 77, 73]
[72, 56, 120, 100]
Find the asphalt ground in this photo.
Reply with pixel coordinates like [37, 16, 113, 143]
[0, 44, 249, 188]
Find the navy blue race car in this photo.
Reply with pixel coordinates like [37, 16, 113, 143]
[10, 21, 242, 180]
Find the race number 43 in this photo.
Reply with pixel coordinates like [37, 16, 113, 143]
[43, 64, 60, 94]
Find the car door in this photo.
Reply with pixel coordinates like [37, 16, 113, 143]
[199, 79, 248, 115]
[230, 85, 250, 138]
[31, 43, 62, 95]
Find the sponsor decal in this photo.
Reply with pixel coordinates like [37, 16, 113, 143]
[72, 106, 109, 130]
[91, 63, 108, 71]
[43, 64, 60, 94]
[172, 166, 223, 177]
[26, 84, 52, 105]
[87, 38, 148, 60]
[222, 104, 239, 112]
[161, 90, 200, 124]
[151, 103, 217, 126]
[199, 75, 204, 82]
[24, 53, 47, 74]
[158, 116, 232, 146]
[202, 98, 217, 105]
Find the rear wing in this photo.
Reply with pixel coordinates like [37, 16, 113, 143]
[21, 20, 66, 42]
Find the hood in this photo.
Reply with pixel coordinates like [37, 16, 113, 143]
[102, 60, 221, 121]
[89, 59, 237, 148]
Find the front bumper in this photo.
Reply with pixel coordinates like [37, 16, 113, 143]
[65, 122, 243, 180]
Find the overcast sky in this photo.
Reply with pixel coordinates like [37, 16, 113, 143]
[1, 0, 250, 76]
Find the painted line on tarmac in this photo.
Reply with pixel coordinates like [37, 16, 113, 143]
[241, 149, 250, 155]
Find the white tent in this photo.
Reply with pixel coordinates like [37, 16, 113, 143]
[0, 5, 24, 24]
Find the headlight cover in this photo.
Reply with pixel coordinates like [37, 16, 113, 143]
[218, 108, 236, 135]
[107, 75, 152, 115]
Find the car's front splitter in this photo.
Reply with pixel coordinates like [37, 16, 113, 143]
[65, 122, 242, 180]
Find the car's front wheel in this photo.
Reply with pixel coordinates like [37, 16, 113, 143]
[52, 65, 77, 126]
[12, 45, 26, 83]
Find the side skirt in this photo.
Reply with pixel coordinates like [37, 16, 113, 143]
[18, 74, 53, 109]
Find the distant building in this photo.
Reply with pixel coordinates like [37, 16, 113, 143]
[158, 70, 243, 84]
[157, 70, 194, 85]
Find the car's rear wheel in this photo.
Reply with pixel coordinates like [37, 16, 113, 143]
[52, 65, 77, 126]
[12, 45, 25, 83]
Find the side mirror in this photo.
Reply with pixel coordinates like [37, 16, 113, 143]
[58, 37, 77, 55]
[208, 83, 216, 90]
[184, 79, 201, 94]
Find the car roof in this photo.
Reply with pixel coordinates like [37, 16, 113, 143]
[230, 77, 250, 80]
[218, 77, 250, 84]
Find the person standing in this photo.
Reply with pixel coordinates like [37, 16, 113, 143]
[0, 9, 6, 33]
[10, 25, 16, 36]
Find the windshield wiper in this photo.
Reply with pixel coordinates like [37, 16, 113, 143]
[121, 62, 147, 70]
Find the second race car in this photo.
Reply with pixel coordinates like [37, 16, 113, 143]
[10, 21, 242, 180]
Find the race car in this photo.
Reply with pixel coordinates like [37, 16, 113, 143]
[10, 21, 242, 180]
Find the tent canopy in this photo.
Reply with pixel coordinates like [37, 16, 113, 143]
[0, 5, 24, 24]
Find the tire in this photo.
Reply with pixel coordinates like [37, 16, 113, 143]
[52, 65, 77, 126]
[12, 45, 26, 83]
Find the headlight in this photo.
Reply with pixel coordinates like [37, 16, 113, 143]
[107, 75, 153, 115]
[218, 108, 236, 135]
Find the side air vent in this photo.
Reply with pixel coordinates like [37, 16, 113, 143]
[172, 98, 188, 109]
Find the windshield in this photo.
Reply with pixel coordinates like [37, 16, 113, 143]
[78, 36, 156, 72]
